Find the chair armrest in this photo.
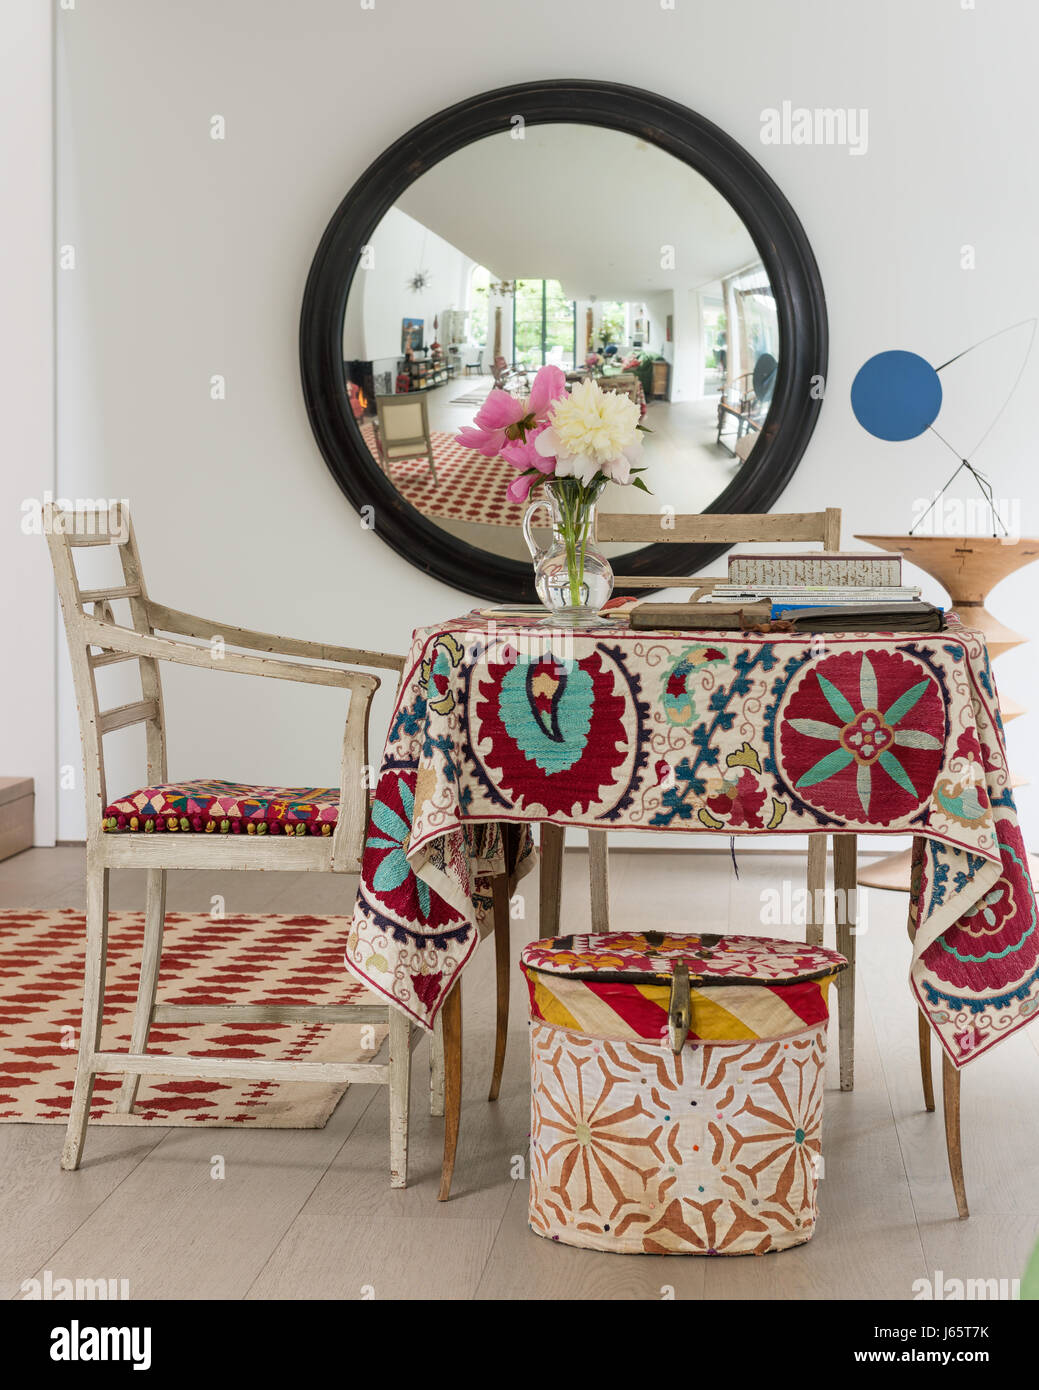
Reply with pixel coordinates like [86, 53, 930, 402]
[332, 668, 378, 873]
[145, 602, 405, 673]
[82, 615, 382, 693]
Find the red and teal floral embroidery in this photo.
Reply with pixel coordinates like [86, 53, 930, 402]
[364, 774, 432, 922]
[702, 768, 769, 829]
[779, 650, 946, 824]
[661, 645, 727, 727]
[499, 653, 594, 773]
[474, 649, 629, 816]
[651, 646, 778, 826]
[923, 829, 1038, 991]
[421, 633, 465, 716]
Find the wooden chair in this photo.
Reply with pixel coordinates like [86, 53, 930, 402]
[533, 510, 859, 1089]
[599, 376, 640, 404]
[372, 393, 437, 483]
[46, 503, 426, 1185]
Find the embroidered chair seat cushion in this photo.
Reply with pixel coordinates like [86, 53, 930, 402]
[102, 779, 340, 835]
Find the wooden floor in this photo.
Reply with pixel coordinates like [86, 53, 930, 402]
[2, 844, 1037, 1301]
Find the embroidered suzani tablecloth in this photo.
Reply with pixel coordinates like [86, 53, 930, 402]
[347, 613, 1038, 1067]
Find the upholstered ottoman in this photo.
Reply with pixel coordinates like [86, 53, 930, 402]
[521, 931, 848, 1256]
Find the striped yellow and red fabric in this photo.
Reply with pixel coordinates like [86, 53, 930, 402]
[521, 931, 848, 1044]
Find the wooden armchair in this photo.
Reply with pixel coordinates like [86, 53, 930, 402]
[372, 394, 437, 483]
[46, 504, 426, 1185]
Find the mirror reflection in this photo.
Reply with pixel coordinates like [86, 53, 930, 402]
[341, 124, 779, 563]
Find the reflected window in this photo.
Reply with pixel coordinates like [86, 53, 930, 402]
[512, 280, 576, 370]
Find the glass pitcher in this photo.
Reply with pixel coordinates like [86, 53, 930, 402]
[522, 478, 614, 625]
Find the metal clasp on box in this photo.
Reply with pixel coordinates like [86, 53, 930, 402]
[667, 961, 691, 1053]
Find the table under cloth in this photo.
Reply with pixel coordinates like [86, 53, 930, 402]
[346, 612, 1038, 1068]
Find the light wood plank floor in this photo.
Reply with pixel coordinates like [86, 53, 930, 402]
[1, 845, 1036, 1300]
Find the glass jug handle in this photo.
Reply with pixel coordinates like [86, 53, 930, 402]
[522, 496, 554, 565]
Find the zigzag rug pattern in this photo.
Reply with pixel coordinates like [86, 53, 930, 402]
[0, 909, 383, 1128]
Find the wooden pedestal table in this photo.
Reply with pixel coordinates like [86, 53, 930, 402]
[854, 535, 1039, 893]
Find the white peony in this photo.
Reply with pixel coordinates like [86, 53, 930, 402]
[535, 379, 643, 485]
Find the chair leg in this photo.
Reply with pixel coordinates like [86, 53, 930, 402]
[387, 1005, 412, 1189]
[115, 867, 166, 1113]
[806, 834, 827, 947]
[539, 823, 565, 937]
[833, 835, 857, 1092]
[918, 1010, 935, 1112]
[429, 1010, 445, 1117]
[942, 1052, 970, 1218]
[488, 869, 511, 1102]
[588, 829, 610, 934]
[61, 866, 110, 1171]
[437, 979, 462, 1202]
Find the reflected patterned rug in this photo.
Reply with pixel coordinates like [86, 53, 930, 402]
[0, 909, 384, 1128]
[359, 422, 524, 527]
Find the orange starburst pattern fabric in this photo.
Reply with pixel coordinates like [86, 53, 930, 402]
[528, 1019, 829, 1256]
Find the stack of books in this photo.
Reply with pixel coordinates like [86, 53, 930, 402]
[629, 552, 944, 633]
[706, 551, 942, 632]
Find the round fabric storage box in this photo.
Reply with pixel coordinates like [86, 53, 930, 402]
[521, 930, 848, 1256]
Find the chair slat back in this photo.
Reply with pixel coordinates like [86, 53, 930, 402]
[597, 509, 840, 547]
[45, 504, 167, 837]
[596, 509, 842, 585]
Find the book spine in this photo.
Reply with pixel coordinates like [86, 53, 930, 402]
[729, 556, 901, 586]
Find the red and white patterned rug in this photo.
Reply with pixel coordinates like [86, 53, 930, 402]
[360, 422, 525, 528]
[0, 909, 384, 1128]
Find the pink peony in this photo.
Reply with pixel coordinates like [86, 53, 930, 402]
[527, 363, 567, 417]
[506, 471, 539, 504]
[456, 366, 567, 456]
[456, 388, 526, 457]
[456, 366, 568, 507]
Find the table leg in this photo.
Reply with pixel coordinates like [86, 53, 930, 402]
[539, 823, 565, 937]
[429, 1010, 445, 1118]
[918, 1010, 935, 1113]
[588, 830, 610, 934]
[437, 979, 462, 1202]
[833, 835, 857, 1092]
[942, 1052, 970, 1219]
[488, 877, 510, 1103]
[488, 825, 519, 1102]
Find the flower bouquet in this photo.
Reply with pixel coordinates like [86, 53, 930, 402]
[457, 365, 650, 623]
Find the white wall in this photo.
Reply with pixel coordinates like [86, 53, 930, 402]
[350, 206, 474, 361]
[1, 2, 55, 846]
[50, 0, 1039, 849]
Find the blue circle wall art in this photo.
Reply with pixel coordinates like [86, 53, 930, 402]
[850, 349, 943, 442]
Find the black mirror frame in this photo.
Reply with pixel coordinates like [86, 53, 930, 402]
[300, 79, 828, 602]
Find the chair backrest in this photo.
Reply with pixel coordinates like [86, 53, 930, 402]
[375, 394, 430, 448]
[600, 378, 639, 402]
[45, 504, 167, 841]
[597, 509, 842, 585]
